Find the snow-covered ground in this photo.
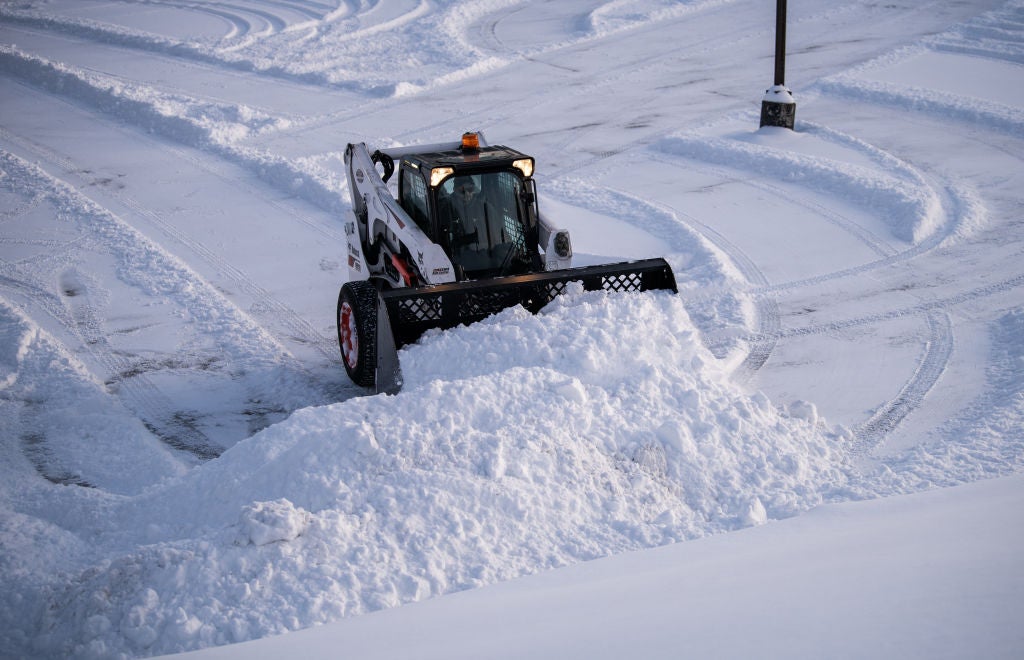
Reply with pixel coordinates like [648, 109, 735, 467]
[0, 0, 1022, 657]
[173, 472, 1024, 660]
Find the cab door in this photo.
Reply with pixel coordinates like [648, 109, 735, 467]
[398, 164, 433, 239]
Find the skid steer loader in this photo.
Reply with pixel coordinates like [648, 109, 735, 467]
[339, 132, 677, 393]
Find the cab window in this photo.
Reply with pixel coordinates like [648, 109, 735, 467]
[400, 168, 431, 234]
[436, 171, 530, 276]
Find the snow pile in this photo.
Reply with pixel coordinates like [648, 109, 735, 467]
[181, 473, 1024, 660]
[541, 178, 752, 356]
[236, 499, 309, 546]
[6, 289, 855, 658]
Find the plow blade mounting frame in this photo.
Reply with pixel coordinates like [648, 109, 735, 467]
[380, 258, 677, 347]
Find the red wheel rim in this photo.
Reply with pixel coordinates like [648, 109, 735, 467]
[339, 301, 359, 369]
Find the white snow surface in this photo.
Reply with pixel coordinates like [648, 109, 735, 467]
[174, 472, 1024, 660]
[0, 0, 1022, 658]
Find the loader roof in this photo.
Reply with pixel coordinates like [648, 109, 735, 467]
[404, 145, 532, 173]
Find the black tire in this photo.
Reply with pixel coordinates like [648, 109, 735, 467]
[337, 280, 379, 388]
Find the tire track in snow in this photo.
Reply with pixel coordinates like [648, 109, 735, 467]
[234, 0, 326, 22]
[0, 138, 351, 458]
[0, 154, 224, 461]
[611, 133, 992, 442]
[647, 124, 987, 297]
[0, 21, 357, 120]
[0, 125, 340, 365]
[144, 141, 343, 362]
[778, 272, 1024, 341]
[3, 254, 219, 462]
[474, 5, 514, 52]
[143, 0, 288, 39]
[0, 4, 361, 96]
[715, 270, 1024, 457]
[159, 141, 347, 245]
[60, 59, 284, 119]
[817, 75, 1024, 138]
[0, 268, 72, 327]
[310, 0, 431, 45]
[0, 191, 44, 223]
[449, 0, 873, 160]
[0, 52, 348, 251]
[169, 2, 253, 41]
[851, 309, 954, 455]
[110, 185, 339, 363]
[58, 268, 224, 460]
[651, 153, 897, 261]
[651, 154, 982, 299]
[291, 0, 769, 144]
[705, 186, 1012, 451]
[646, 197, 781, 379]
[761, 182, 980, 295]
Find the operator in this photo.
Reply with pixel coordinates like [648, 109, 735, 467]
[450, 178, 488, 249]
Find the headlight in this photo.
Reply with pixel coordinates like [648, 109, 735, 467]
[430, 167, 454, 187]
[513, 158, 534, 178]
[554, 231, 571, 258]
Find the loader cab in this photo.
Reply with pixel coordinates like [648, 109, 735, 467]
[398, 142, 541, 279]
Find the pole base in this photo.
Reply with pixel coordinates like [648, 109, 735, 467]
[760, 85, 795, 129]
[760, 99, 796, 129]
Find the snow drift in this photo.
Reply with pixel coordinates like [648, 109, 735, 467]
[7, 288, 856, 657]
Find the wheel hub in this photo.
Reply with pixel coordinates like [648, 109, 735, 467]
[339, 301, 359, 369]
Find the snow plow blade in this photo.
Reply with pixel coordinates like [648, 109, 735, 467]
[380, 258, 677, 347]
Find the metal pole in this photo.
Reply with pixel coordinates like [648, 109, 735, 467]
[774, 0, 787, 86]
[760, 0, 795, 129]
